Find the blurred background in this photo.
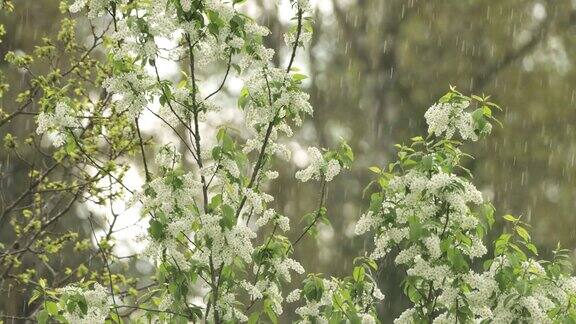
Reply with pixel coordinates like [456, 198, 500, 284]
[2, 0, 576, 321]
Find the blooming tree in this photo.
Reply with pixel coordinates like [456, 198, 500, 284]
[1, 0, 576, 323]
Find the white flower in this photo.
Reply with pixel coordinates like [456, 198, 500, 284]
[295, 301, 321, 317]
[102, 70, 155, 117]
[284, 30, 312, 48]
[69, 0, 87, 13]
[265, 170, 279, 179]
[297, 0, 312, 14]
[372, 285, 385, 301]
[324, 159, 341, 182]
[228, 36, 245, 49]
[155, 144, 181, 169]
[395, 246, 420, 265]
[221, 158, 240, 178]
[423, 235, 442, 259]
[180, 0, 192, 11]
[277, 215, 290, 232]
[158, 294, 173, 311]
[295, 148, 341, 182]
[241, 280, 263, 300]
[361, 313, 377, 324]
[466, 235, 487, 258]
[521, 296, 551, 324]
[58, 283, 111, 324]
[295, 147, 324, 182]
[245, 21, 270, 37]
[395, 307, 416, 324]
[423, 99, 486, 141]
[424, 102, 452, 137]
[274, 258, 305, 282]
[355, 211, 379, 235]
[286, 289, 301, 303]
[36, 102, 78, 147]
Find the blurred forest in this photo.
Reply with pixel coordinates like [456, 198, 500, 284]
[2, 0, 576, 321]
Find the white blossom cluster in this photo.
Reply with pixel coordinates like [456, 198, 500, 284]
[282, 0, 314, 47]
[292, 277, 383, 323]
[154, 144, 181, 169]
[240, 67, 314, 164]
[284, 29, 313, 48]
[424, 100, 491, 141]
[237, 244, 306, 317]
[36, 102, 78, 147]
[295, 147, 342, 182]
[57, 283, 111, 324]
[356, 165, 494, 322]
[102, 70, 157, 118]
[355, 169, 486, 262]
[58, 0, 389, 322]
[358, 93, 576, 322]
[467, 256, 576, 323]
[68, 0, 114, 18]
[255, 208, 290, 232]
[135, 160, 266, 298]
[38, 0, 576, 316]
[395, 255, 576, 323]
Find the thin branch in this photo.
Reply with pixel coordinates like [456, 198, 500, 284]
[88, 215, 121, 322]
[135, 117, 151, 182]
[292, 178, 327, 246]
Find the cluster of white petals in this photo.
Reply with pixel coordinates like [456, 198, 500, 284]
[294, 278, 383, 323]
[36, 102, 77, 147]
[57, 283, 111, 324]
[295, 147, 342, 182]
[424, 100, 491, 141]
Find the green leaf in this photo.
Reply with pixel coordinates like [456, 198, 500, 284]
[46, 301, 59, 316]
[447, 247, 469, 272]
[337, 141, 354, 167]
[526, 243, 538, 255]
[408, 216, 425, 241]
[209, 194, 223, 209]
[515, 226, 530, 242]
[368, 166, 381, 174]
[291, 73, 308, 82]
[480, 203, 495, 228]
[110, 310, 123, 324]
[264, 302, 278, 324]
[222, 133, 234, 152]
[28, 289, 42, 306]
[148, 219, 166, 240]
[422, 155, 433, 170]
[303, 276, 325, 301]
[65, 134, 77, 154]
[503, 214, 518, 222]
[77, 297, 88, 314]
[220, 204, 236, 229]
[238, 87, 249, 109]
[37, 310, 49, 324]
[352, 266, 365, 282]
[208, 22, 219, 35]
[247, 312, 260, 324]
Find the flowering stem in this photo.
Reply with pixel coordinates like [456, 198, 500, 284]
[234, 7, 304, 222]
[183, 32, 222, 323]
